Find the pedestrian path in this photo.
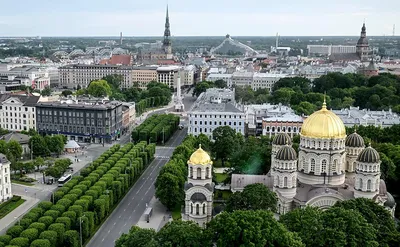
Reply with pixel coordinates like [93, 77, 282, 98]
[136, 197, 170, 231]
[0, 195, 39, 234]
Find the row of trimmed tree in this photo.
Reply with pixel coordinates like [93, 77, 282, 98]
[1, 142, 155, 247]
[131, 114, 180, 145]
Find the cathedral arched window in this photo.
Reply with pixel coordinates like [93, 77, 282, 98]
[310, 159, 316, 172]
[197, 168, 202, 179]
[196, 204, 200, 215]
[346, 161, 349, 171]
[367, 179, 371, 191]
[203, 204, 206, 215]
[189, 167, 193, 178]
[190, 204, 193, 214]
[277, 176, 280, 187]
[321, 160, 327, 173]
[302, 157, 306, 171]
[206, 167, 210, 179]
[292, 176, 296, 188]
[369, 165, 372, 172]
[359, 178, 363, 190]
[332, 160, 337, 173]
[284, 177, 288, 188]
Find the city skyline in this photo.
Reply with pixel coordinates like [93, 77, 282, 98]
[0, 0, 399, 37]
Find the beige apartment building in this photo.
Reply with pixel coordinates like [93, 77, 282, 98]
[59, 64, 158, 89]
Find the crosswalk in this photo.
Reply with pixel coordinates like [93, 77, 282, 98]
[154, 156, 170, 160]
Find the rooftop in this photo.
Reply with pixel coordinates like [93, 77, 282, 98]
[190, 88, 244, 114]
[36, 100, 122, 110]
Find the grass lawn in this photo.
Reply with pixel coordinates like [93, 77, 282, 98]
[0, 198, 25, 219]
[214, 173, 229, 184]
[171, 205, 182, 220]
[11, 179, 34, 186]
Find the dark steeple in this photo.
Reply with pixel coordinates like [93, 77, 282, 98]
[163, 5, 171, 47]
[361, 22, 366, 38]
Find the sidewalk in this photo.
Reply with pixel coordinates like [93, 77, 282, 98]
[0, 195, 39, 234]
[136, 197, 170, 231]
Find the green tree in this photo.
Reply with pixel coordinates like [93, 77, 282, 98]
[30, 239, 51, 247]
[156, 221, 208, 247]
[87, 80, 112, 97]
[212, 126, 241, 166]
[334, 198, 399, 246]
[41, 86, 52, 96]
[29, 135, 50, 157]
[61, 90, 73, 97]
[205, 210, 305, 247]
[225, 183, 277, 212]
[280, 207, 324, 247]
[102, 74, 123, 89]
[6, 140, 23, 168]
[214, 79, 227, 88]
[155, 172, 184, 210]
[115, 226, 158, 247]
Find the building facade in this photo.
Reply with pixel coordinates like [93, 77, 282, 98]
[122, 103, 136, 135]
[356, 23, 370, 62]
[157, 66, 179, 88]
[36, 100, 122, 144]
[183, 145, 214, 227]
[307, 45, 356, 56]
[188, 88, 245, 137]
[0, 94, 39, 131]
[132, 67, 158, 89]
[0, 154, 12, 202]
[0, 65, 50, 90]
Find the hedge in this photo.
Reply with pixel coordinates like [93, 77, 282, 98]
[38, 230, 57, 247]
[30, 239, 51, 247]
[132, 114, 180, 144]
[1, 142, 155, 246]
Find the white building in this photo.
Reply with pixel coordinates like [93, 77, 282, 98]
[307, 45, 356, 56]
[0, 94, 40, 131]
[0, 65, 50, 90]
[0, 154, 12, 202]
[231, 72, 287, 91]
[188, 88, 245, 137]
[252, 73, 287, 91]
[157, 66, 180, 88]
[206, 74, 232, 87]
[332, 107, 400, 127]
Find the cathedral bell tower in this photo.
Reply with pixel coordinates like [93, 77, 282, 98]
[183, 145, 214, 227]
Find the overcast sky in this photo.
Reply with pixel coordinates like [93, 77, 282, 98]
[0, 0, 398, 37]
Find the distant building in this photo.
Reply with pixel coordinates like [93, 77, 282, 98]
[0, 94, 40, 131]
[210, 34, 258, 56]
[188, 88, 245, 137]
[0, 154, 12, 202]
[137, 6, 173, 63]
[329, 23, 370, 62]
[157, 66, 180, 88]
[181, 65, 196, 87]
[0, 65, 50, 90]
[59, 64, 158, 89]
[244, 104, 302, 136]
[99, 54, 132, 65]
[307, 45, 356, 56]
[0, 132, 30, 155]
[359, 59, 379, 77]
[122, 102, 136, 135]
[332, 106, 400, 127]
[36, 99, 123, 144]
[231, 72, 287, 91]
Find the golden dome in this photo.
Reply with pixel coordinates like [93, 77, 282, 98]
[187, 144, 212, 165]
[301, 100, 346, 139]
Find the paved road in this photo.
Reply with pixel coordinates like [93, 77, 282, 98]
[88, 91, 195, 247]
[87, 128, 188, 247]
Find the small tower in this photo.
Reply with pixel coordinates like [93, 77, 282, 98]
[174, 71, 184, 112]
[345, 130, 365, 172]
[183, 145, 213, 227]
[273, 145, 297, 214]
[356, 22, 370, 62]
[271, 133, 292, 167]
[354, 145, 381, 199]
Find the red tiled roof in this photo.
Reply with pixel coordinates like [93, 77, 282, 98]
[157, 59, 179, 65]
[100, 55, 132, 65]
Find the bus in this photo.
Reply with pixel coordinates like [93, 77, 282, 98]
[58, 174, 72, 187]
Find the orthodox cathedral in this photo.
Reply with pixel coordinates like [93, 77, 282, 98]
[183, 99, 396, 226]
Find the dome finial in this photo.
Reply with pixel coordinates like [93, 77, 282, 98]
[199, 144, 202, 149]
[354, 125, 357, 133]
[322, 92, 327, 109]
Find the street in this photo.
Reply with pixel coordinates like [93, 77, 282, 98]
[87, 128, 187, 247]
[87, 92, 195, 247]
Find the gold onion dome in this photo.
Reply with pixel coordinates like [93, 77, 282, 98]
[301, 99, 346, 139]
[188, 144, 213, 165]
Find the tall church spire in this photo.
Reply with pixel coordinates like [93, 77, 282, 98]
[163, 5, 171, 46]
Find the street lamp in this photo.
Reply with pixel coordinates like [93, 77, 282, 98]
[79, 214, 86, 247]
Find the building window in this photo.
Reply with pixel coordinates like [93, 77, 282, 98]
[203, 204, 206, 215]
[189, 167, 193, 178]
[310, 159, 315, 172]
[321, 160, 327, 173]
[332, 160, 337, 173]
[197, 168, 201, 179]
[359, 178, 363, 190]
[284, 177, 288, 188]
[196, 204, 199, 215]
[367, 180, 371, 191]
